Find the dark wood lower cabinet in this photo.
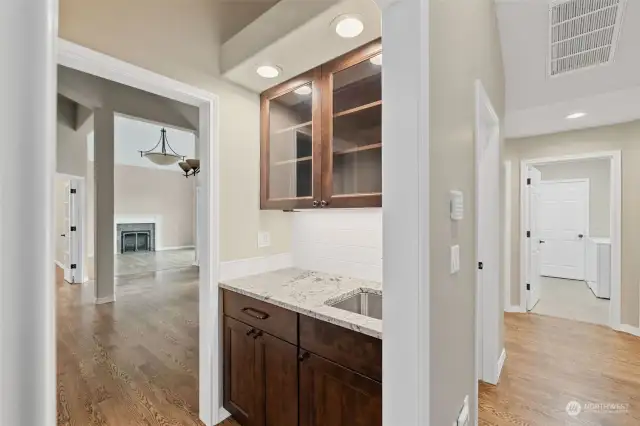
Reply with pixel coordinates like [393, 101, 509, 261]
[223, 290, 381, 426]
[224, 317, 260, 426]
[257, 331, 298, 426]
[299, 352, 382, 426]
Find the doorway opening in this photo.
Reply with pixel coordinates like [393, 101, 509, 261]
[520, 152, 621, 329]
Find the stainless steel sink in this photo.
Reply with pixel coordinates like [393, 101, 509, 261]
[328, 291, 382, 320]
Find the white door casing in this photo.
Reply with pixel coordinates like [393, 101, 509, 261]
[475, 80, 501, 387]
[63, 182, 73, 282]
[538, 179, 589, 281]
[525, 167, 542, 311]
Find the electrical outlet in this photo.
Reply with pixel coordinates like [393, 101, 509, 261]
[257, 231, 271, 248]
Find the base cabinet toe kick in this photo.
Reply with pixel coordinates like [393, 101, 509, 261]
[222, 289, 382, 426]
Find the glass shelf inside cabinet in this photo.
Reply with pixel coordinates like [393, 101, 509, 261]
[269, 83, 314, 200]
[332, 53, 382, 196]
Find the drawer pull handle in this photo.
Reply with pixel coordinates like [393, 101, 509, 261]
[241, 307, 270, 320]
[246, 328, 257, 336]
[252, 330, 263, 339]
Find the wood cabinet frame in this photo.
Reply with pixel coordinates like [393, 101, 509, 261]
[260, 39, 382, 210]
[260, 69, 322, 210]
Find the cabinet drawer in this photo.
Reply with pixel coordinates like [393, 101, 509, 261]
[223, 290, 298, 345]
[299, 315, 382, 382]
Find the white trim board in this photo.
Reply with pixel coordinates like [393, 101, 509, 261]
[95, 295, 116, 305]
[519, 151, 622, 331]
[58, 39, 222, 426]
[618, 325, 640, 338]
[219, 253, 293, 282]
[496, 349, 507, 384]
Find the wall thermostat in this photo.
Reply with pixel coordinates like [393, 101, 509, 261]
[450, 190, 464, 221]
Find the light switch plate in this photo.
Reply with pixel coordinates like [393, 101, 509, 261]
[257, 231, 271, 248]
[450, 245, 460, 274]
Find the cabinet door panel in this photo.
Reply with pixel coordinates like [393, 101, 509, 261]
[224, 317, 259, 426]
[261, 70, 322, 210]
[321, 40, 382, 208]
[300, 352, 382, 426]
[257, 332, 298, 426]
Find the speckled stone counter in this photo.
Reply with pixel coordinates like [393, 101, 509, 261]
[220, 268, 382, 339]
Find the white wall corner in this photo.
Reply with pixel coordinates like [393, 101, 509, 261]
[496, 348, 507, 384]
[219, 253, 293, 282]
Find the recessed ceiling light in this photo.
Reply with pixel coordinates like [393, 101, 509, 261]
[256, 65, 281, 79]
[294, 85, 312, 95]
[333, 15, 364, 38]
[369, 54, 382, 66]
[566, 112, 587, 119]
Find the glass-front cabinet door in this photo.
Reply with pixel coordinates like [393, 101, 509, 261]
[260, 69, 321, 209]
[321, 40, 382, 208]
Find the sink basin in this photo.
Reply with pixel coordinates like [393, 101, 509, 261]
[328, 291, 382, 320]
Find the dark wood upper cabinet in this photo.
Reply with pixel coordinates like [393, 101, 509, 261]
[260, 39, 382, 210]
[299, 352, 382, 426]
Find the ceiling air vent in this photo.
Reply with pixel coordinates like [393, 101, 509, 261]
[549, 0, 626, 76]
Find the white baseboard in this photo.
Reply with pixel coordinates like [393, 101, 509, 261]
[496, 348, 507, 383]
[95, 295, 116, 305]
[156, 245, 195, 251]
[505, 305, 525, 313]
[618, 324, 640, 338]
[219, 253, 293, 282]
[218, 407, 231, 423]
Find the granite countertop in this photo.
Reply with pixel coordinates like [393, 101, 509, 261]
[220, 268, 382, 339]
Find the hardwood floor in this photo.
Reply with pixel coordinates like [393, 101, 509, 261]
[219, 313, 640, 426]
[57, 266, 640, 426]
[57, 266, 203, 425]
[479, 313, 640, 425]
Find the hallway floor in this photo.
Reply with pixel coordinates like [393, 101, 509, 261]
[479, 313, 640, 425]
[86, 248, 196, 278]
[532, 276, 610, 326]
[57, 266, 203, 426]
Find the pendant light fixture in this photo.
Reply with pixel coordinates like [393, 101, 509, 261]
[139, 128, 185, 166]
[178, 158, 200, 178]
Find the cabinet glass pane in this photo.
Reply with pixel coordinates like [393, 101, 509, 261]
[332, 54, 382, 196]
[268, 83, 314, 199]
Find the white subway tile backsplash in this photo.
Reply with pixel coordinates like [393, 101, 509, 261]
[292, 209, 383, 282]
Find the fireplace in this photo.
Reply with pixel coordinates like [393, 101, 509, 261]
[117, 223, 156, 254]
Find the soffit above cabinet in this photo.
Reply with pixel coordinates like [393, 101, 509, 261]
[221, 0, 381, 93]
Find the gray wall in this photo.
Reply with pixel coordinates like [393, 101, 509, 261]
[59, 0, 292, 262]
[536, 159, 610, 238]
[429, 0, 505, 424]
[506, 119, 640, 327]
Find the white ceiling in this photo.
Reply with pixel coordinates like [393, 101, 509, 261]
[222, 0, 381, 93]
[497, 0, 640, 138]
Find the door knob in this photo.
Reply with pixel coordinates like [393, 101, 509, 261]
[539, 240, 546, 244]
[313, 200, 319, 207]
[578, 234, 584, 239]
[320, 200, 328, 207]
[60, 233, 66, 237]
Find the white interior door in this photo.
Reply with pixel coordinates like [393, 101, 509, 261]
[63, 180, 83, 284]
[476, 122, 500, 382]
[526, 167, 542, 311]
[538, 179, 589, 280]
